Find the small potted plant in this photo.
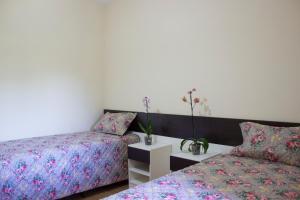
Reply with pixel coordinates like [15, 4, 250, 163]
[138, 97, 153, 145]
[180, 88, 210, 155]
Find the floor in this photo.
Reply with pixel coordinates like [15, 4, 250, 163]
[62, 181, 129, 200]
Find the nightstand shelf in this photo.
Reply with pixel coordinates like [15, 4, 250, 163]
[128, 142, 172, 188]
[129, 167, 150, 177]
[130, 178, 148, 186]
[129, 168, 149, 187]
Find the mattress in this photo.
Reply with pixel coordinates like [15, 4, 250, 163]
[0, 131, 140, 199]
[105, 154, 300, 200]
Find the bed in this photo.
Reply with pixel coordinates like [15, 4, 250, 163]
[104, 120, 300, 200]
[104, 154, 300, 200]
[0, 131, 140, 199]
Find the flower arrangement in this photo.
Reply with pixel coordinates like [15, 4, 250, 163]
[180, 88, 210, 155]
[138, 97, 153, 145]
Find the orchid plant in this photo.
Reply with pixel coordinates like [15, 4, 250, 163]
[138, 97, 153, 137]
[180, 88, 210, 154]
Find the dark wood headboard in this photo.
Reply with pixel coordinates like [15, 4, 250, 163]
[104, 109, 300, 146]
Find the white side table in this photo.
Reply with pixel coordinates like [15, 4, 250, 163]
[128, 142, 172, 188]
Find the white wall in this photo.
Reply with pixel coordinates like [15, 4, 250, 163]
[1, 0, 299, 141]
[103, 0, 300, 123]
[0, 0, 104, 141]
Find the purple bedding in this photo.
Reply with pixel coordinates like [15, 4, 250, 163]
[0, 132, 140, 200]
[105, 154, 300, 200]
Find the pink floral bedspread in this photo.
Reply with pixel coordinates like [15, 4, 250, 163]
[105, 154, 300, 200]
[0, 132, 140, 200]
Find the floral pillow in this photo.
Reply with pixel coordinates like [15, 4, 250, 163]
[231, 122, 300, 166]
[93, 112, 137, 136]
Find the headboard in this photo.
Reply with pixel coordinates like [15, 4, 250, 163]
[104, 109, 300, 146]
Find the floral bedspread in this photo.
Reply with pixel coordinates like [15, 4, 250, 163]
[105, 154, 300, 200]
[0, 132, 140, 200]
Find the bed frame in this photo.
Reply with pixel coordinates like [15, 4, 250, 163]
[104, 109, 300, 146]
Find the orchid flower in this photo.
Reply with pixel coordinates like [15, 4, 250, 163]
[180, 88, 211, 154]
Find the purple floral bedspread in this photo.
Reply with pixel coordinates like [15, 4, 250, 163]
[105, 154, 300, 200]
[0, 132, 140, 200]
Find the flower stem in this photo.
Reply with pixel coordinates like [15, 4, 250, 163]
[189, 93, 195, 139]
[147, 105, 149, 123]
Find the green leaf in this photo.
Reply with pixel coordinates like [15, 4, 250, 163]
[180, 139, 190, 151]
[199, 138, 209, 154]
[147, 122, 153, 135]
[188, 144, 192, 152]
[140, 120, 151, 136]
[138, 122, 147, 133]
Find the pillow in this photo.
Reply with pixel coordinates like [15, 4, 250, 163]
[231, 122, 300, 166]
[93, 112, 137, 136]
